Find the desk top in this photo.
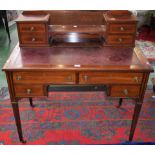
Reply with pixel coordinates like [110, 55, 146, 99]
[3, 44, 153, 72]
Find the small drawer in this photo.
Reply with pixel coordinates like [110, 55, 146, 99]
[107, 35, 134, 45]
[13, 71, 76, 84]
[109, 24, 136, 34]
[79, 72, 143, 84]
[110, 85, 140, 98]
[14, 85, 44, 97]
[20, 33, 46, 44]
[19, 23, 46, 32]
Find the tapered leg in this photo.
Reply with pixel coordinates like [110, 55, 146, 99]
[117, 98, 123, 108]
[29, 98, 35, 107]
[129, 102, 142, 141]
[11, 102, 26, 143]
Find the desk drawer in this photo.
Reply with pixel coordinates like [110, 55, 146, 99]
[20, 33, 46, 44]
[13, 71, 76, 84]
[14, 84, 44, 97]
[19, 23, 46, 32]
[109, 85, 140, 98]
[109, 24, 136, 34]
[107, 35, 134, 45]
[79, 72, 143, 84]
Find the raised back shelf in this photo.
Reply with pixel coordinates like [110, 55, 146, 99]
[16, 10, 138, 47]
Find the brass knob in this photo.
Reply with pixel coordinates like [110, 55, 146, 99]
[123, 89, 128, 95]
[83, 75, 88, 81]
[134, 76, 139, 83]
[16, 75, 22, 80]
[120, 27, 124, 31]
[30, 26, 34, 31]
[67, 75, 72, 81]
[32, 38, 35, 42]
[118, 38, 123, 42]
[27, 89, 32, 94]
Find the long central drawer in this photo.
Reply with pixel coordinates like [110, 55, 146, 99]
[13, 71, 76, 84]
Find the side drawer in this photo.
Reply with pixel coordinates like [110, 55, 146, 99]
[109, 85, 140, 98]
[109, 24, 136, 34]
[14, 84, 45, 97]
[79, 72, 143, 84]
[107, 35, 134, 45]
[13, 71, 76, 84]
[20, 32, 46, 44]
[18, 23, 46, 32]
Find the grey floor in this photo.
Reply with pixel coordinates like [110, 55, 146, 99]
[0, 24, 18, 88]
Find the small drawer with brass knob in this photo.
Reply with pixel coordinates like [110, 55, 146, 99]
[19, 23, 46, 32]
[14, 85, 44, 97]
[20, 33, 46, 44]
[107, 35, 133, 45]
[110, 85, 140, 98]
[109, 24, 136, 34]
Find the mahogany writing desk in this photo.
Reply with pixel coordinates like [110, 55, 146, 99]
[2, 45, 153, 143]
[2, 10, 154, 143]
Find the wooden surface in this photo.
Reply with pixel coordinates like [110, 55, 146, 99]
[2, 43, 153, 143]
[2, 45, 152, 71]
[16, 14, 50, 22]
[104, 12, 138, 23]
[2, 10, 154, 143]
[20, 10, 106, 25]
[15, 10, 138, 47]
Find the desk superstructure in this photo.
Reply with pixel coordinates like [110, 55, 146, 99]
[2, 10, 153, 143]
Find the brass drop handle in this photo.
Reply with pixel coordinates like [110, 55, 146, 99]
[27, 89, 32, 94]
[120, 27, 124, 31]
[123, 89, 128, 95]
[16, 75, 22, 80]
[134, 76, 139, 83]
[67, 75, 72, 81]
[118, 38, 123, 42]
[83, 75, 88, 81]
[30, 26, 34, 31]
[32, 38, 35, 42]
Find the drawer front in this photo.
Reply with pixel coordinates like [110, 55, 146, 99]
[13, 72, 76, 84]
[19, 23, 46, 32]
[14, 85, 44, 97]
[107, 35, 134, 45]
[20, 33, 46, 44]
[79, 72, 143, 84]
[109, 24, 136, 34]
[110, 85, 140, 97]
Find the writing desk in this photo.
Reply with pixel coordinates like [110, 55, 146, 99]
[2, 44, 153, 143]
